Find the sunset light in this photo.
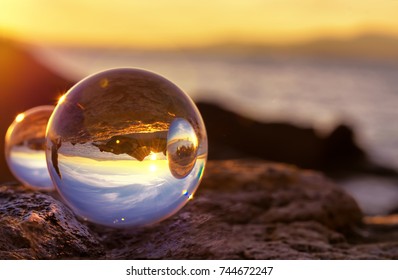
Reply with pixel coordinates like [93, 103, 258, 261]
[150, 152, 157, 161]
[2, 0, 398, 266]
[1, 1, 398, 48]
[149, 164, 157, 173]
[15, 113, 25, 123]
[58, 94, 66, 105]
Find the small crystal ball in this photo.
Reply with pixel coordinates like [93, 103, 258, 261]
[45, 68, 207, 228]
[5, 105, 55, 190]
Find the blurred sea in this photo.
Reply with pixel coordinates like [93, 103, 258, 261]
[33, 47, 398, 214]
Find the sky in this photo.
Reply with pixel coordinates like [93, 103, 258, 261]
[1, 0, 398, 48]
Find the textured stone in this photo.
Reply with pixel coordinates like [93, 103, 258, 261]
[0, 184, 104, 259]
[96, 160, 372, 259]
[1, 160, 398, 259]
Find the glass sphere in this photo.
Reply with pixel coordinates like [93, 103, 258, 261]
[5, 106, 55, 190]
[45, 68, 207, 228]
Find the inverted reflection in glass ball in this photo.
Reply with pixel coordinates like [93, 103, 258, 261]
[45, 68, 207, 228]
[5, 106, 55, 190]
[167, 118, 198, 179]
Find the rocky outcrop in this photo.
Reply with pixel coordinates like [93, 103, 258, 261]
[0, 184, 104, 259]
[197, 102, 398, 178]
[1, 160, 397, 259]
[92, 132, 167, 161]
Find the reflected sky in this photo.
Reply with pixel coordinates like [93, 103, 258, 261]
[57, 152, 168, 188]
[167, 118, 198, 148]
[9, 146, 53, 189]
[5, 105, 54, 190]
[50, 145, 205, 227]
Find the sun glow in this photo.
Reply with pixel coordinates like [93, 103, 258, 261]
[149, 164, 157, 172]
[58, 94, 66, 105]
[150, 152, 157, 161]
[15, 113, 25, 123]
[1, 1, 398, 48]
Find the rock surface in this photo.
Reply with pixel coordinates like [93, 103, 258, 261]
[0, 184, 104, 259]
[1, 160, 398, 259]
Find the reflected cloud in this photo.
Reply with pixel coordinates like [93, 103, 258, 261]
[58, 153, 168, 188]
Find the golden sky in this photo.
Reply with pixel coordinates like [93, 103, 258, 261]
[1, 0, 398, 48]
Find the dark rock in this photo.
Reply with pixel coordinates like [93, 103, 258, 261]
[196, 102, 398, 178]
[1, 160, 398, 259]
[0, 185, 104, 259]
[92, 132, 167, 161]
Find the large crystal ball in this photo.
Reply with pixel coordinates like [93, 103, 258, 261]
[45, 68, 207, 228]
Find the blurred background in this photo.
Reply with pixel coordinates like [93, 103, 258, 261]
[1, 0, 398, 216]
